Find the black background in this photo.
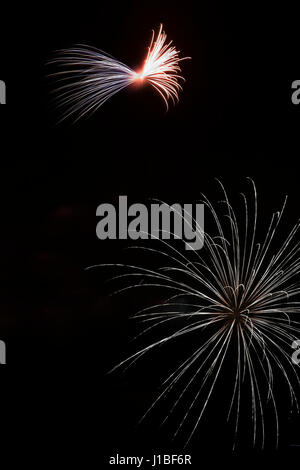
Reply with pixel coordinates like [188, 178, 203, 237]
[1, 1, 300, 467]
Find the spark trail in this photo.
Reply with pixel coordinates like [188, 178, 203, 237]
[88, 180, 300, 448]
[49, 24, 190, 122]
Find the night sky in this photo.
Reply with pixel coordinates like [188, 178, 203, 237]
[1, 1, 300, 467]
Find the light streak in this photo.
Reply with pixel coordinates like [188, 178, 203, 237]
[88, 179, 300, 449]
[49, 24, 190, 121]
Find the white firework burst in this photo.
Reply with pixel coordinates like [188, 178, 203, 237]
[48, 24, 190, 122]
[88, 179, 300, 449]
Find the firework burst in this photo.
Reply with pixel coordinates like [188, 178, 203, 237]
[48, 24, 190, 122]
[88, 179, 300, 449]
